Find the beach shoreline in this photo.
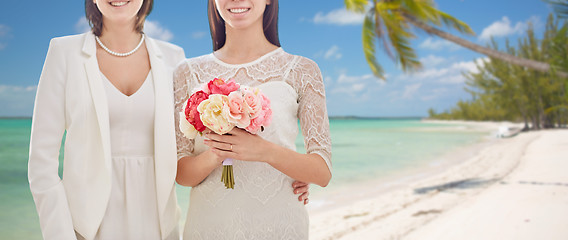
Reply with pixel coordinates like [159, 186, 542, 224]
[308, 120, 515, 213]
[308, 120, 565, 239]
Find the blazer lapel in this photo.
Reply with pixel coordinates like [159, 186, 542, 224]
[147, 37, 178, 236]
[82, 33, 112, 171]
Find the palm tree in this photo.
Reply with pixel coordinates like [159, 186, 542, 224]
[345, 0, 568, 79]
[545, 0, 568, 19]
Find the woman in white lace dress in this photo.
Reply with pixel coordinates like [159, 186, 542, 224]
[174, 0, 332, 239]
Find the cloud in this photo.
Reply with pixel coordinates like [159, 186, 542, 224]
[385, 58, 484, 103]
[397, 57, 488, 85]
[75, 18, 91, 33]
[330, 82, 369, 97]
[421, 88, 449, 101]
[144, 20, 174, 41]
[402, 83, 421, 99]
[0, 24, 10, 38]
[419, 38, 460, 51]
[479, 16, 526, 41]
[0, 24, 11, 50]
[191, 31, 207, 39]
[328, 72, 383, 102]
[336, 73, 376, 84]
[0, 85, 38, 117]
[419, 55, 446, 67]
[323, 45, 342, 60]
[313, 8, 364, 25]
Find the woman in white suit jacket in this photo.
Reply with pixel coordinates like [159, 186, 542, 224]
[28, 0, 185, 239]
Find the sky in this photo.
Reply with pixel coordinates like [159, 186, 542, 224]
[0, 0, 554, 117]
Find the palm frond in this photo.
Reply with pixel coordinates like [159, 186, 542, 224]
[432, 8, 475, 35]
[374, 9, 395, 60]
[401, 0, 438, 23]
[362, 13, 385, 79]
[412, 0, 475, 35]
[345, 0, 369, 13]
[377, 2, 422, 72]
[544, 0, 568, 19]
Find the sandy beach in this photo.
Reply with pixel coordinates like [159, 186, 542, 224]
[309, 121, 568, 240]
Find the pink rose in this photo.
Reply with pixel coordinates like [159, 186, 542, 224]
[246, 106, 272, 134]
[260, 93, 271, 110]
[245, 109, 271, 134]
[226, 91, 251, 128]
[243, 89, 262, 119]
[185, 90, 209, 132]
[245, 116, 263, 134]
[206, 78, 240, 95]
[261, 108, 272, 127]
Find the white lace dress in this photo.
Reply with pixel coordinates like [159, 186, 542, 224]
[174, 48, 332, 240]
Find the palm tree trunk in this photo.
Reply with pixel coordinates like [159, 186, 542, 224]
[404, 15, 568, 78]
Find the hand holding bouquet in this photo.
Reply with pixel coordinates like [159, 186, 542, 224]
[179, 78, 272, 189]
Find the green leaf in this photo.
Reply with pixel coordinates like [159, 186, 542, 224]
[376, 2, 422, 72]
[345, 0, 369, 13]
[544, 0, 568, 19]
[420, 3, 475, 35]
[402, 0, 438, 23]
[362, 13, 385, 79]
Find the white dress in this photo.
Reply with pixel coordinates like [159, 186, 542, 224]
[92, 71, 162, 240]
[173, 48, 332, 240]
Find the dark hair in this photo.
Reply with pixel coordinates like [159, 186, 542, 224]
[208, 0, 280, 51]
[85, 0, 154, 36]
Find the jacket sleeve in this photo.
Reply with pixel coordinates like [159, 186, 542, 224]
[28, 38, 77, 240]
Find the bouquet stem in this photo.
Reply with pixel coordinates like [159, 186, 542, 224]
[221, 158, 235, 189]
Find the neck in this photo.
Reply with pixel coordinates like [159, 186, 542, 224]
[98, 20, 142, 52]
[220, 21, 277, 61]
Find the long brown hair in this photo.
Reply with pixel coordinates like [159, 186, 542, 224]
[85, 0, 154, 36]
[208, 0, 280, 51]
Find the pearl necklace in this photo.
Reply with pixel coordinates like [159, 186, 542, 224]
[95, 34, 145, 57]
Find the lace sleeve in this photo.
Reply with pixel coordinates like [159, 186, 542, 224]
[173, 60, 195, 160]
[291, 57, 332, 172]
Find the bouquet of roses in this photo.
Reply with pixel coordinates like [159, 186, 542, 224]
[179, 78, 272, 189]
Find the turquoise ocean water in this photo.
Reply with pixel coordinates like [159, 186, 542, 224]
[0, 118, 488, 239]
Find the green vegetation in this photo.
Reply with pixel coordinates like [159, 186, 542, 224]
[344, 0, 567, 79]
[429, 14, 568, 130]
[546, 0, 568, 19]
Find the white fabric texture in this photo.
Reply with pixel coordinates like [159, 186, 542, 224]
[173, 48, 332, 240]
[92, 72, 162, 240]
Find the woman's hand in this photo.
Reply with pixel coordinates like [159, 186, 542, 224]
[203, 127, 329, 187]
[293, 181, 310, 205]
[203, 128, 272, 163]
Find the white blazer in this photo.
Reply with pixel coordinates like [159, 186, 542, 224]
[28, 32, 185, 240]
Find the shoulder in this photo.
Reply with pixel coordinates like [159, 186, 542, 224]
[50, 33, 87, 44]
[296, 56, 321, 71]
[42, 33, 92, 64]
[284, 51, 322, 76]
[148, 37, 185, 65]
[48, 33, 88, 50]
[174, 54, 213, 76]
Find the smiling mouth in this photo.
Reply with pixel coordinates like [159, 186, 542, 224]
[229, 8, 250, 14]
[109, 1, 129, 7]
